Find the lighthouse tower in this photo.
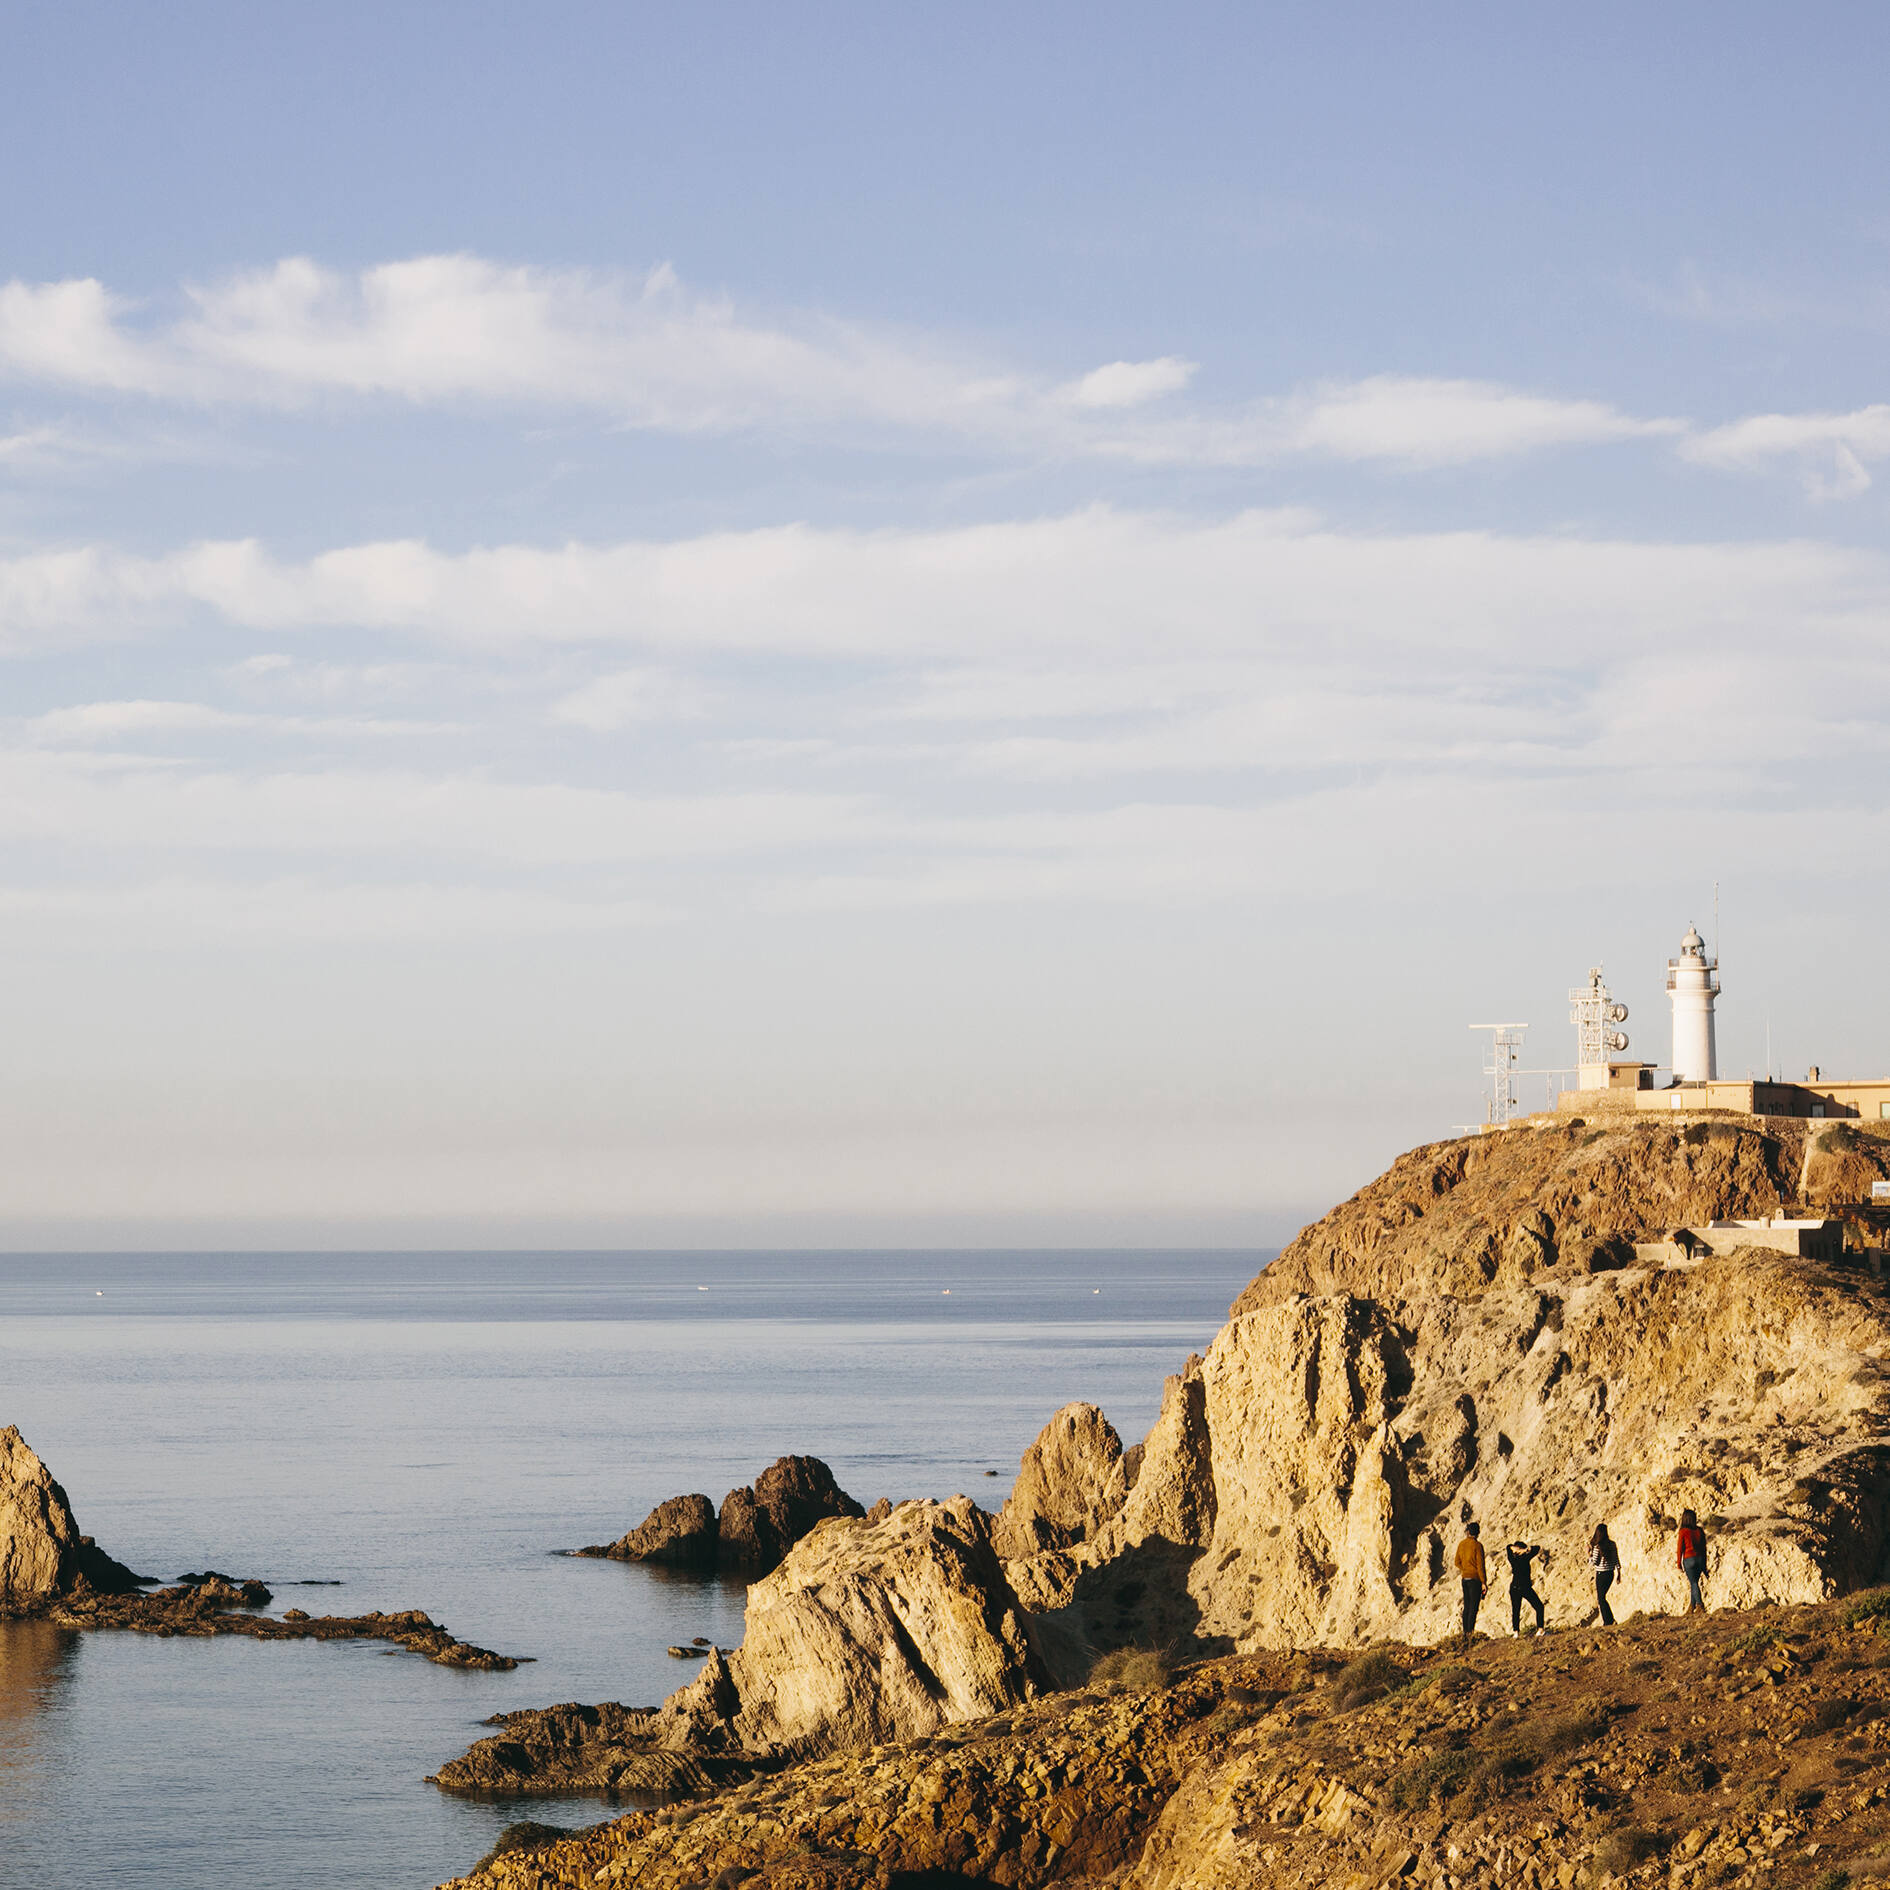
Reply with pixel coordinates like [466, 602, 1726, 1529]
[1667, 923, 1720, 1083]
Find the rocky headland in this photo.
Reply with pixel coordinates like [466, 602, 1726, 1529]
[439, 1114, 1890, 1888]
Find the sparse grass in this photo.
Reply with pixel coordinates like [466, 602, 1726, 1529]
[1730, 1621, 1783, 1659]
[473, 1822, 577, 1874]
[1088, 1646, 1172, 1693]
[1813, 1870, 1852, 1890]
[1384, 1703, 1604, 1818]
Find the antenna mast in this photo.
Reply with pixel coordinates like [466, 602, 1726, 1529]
[1469, 1023, 1529, 1127]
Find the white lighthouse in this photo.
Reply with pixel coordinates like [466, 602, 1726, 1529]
[1667, 923, 1720, 1083]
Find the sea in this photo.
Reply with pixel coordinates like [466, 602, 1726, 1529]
[0, 1249, 1262, 1890]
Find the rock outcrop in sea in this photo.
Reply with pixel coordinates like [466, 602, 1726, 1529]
[0, 1425, 145, 1608]
[2, 1424, 522, 1667]
[577, 1456, 865, 1575]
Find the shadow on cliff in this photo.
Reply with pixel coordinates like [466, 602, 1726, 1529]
[1042, 1537, 1224, 1679]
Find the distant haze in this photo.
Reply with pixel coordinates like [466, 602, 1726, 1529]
[2, 7, 1886, 1247]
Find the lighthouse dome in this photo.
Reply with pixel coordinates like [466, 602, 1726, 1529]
[1681, 924, 1706, 957]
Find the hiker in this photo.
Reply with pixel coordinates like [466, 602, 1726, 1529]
[1506, 1538, 1548, 1634]
[1589, 1522, 1619, 1627]
[1455, 1521, 1487, 1644]
[1676, 1508, 1708, 1613]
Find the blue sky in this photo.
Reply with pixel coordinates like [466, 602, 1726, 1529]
[3, 4, 1888, 1245]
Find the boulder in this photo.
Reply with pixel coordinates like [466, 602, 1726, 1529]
[579, 1493, 719, 1568]
[715, 1456, 864, 1574]
[990, 1402, 1127, 1561]
[0, 1426, 143, 1611]
[667, 1495, 1047, 1757]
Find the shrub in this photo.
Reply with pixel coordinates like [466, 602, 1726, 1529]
[1088, 1646, 1172, 1692]
[1327, 1648, 1405, 1712]
[1594, 1827, 1666, 1873]
[1845, 1590, 1890, 1630]
[1387, 1748, 1478, 1810]
[1486, 1710, 1608, 1779]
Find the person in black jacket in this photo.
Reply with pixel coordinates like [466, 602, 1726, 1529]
[1589, 1523, 1620, 1627]
[1505, 1538, 1548, 1634]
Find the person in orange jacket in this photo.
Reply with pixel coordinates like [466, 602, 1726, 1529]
[1676, 1508, 1708, 1613]
[1454, 1521, 1486, 1645]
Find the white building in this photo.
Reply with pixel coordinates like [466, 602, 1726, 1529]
[1666, 923, 1720, 1083]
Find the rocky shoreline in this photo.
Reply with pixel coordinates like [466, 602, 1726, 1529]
[48, 1581, 523, 1669]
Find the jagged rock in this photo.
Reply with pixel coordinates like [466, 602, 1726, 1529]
[991, 1402, 1127, 1561]
[673, 1495, 1047, 1756]
[444, 1497, 1049, 1796]
[715, 1456, 864, 1574]
[577, 1493, 718, 1568]
[0, 1426, 144, 1610]
[863, 1496, 893, 1524]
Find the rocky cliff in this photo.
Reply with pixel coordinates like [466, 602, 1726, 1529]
[1001, 1117, 1890, 1654]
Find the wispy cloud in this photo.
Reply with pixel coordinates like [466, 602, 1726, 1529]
[0, 255, 1688, 472]
[1684, 403, 1890, 497]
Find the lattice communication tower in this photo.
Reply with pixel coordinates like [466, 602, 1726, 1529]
[1569, 966, 1629, 1088]
[1469, 1022, 1529, 1127]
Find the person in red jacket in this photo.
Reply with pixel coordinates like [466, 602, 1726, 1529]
[1676, 1509, 1708, 1613]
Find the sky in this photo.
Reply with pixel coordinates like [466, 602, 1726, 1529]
[4, 3, 1889, 1248]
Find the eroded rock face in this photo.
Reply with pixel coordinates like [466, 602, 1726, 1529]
[579, 1494, 719, 1568]
[0, 1426, 143, 1610]
[675, 1495, 1048, 1757]
[991, 1402, 1128, 1561]
[1003, 1118, 1890, 1653]
[716, 1456, 865, 1575]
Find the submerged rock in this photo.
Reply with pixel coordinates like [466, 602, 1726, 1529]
[0, 1426, 145, 1610]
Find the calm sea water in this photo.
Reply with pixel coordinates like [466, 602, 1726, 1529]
[0, 1250, 1261, 1890]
